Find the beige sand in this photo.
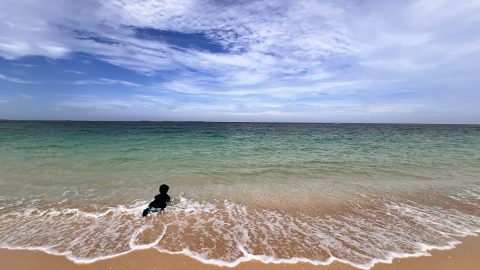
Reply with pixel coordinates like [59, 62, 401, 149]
[1, 236, 479, 270]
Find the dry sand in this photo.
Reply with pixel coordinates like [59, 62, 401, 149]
[1, 236, 479, 270]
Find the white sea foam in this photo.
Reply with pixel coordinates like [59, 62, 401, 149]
[0, 190, 479, 269]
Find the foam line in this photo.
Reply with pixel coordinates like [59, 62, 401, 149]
[129, 224, 169, 250]
[0, 237, 469, 269]
[151, 238, 466, 270]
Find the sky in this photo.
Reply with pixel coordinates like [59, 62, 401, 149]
[0, 0, 479, 123]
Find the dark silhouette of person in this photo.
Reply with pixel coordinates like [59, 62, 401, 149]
[142, 184, 171, 217]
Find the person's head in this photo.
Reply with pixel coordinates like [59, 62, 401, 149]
[159, 184, 169, 194]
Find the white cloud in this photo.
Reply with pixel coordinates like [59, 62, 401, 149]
[366, 103, 425, 114]
[0, 73, 33, 84]
[73, 78, 141, 87]
[159, 80, 208, 95]
[13, 63, 36, 67]
[1, 0, 478, 80]
[59, 94, 172, 111]
[64, 69, 86, 74]
[0, 0, 356, 79]
[350, 0, 480, 74]
[19, 94, 33, 99]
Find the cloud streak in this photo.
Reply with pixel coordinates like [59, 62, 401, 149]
[64, 69, 85, 74]
[0, 73, 33, 84]
[73, 78, 141, 87]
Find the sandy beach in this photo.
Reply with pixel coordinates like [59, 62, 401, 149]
[1, 235, 479, 270]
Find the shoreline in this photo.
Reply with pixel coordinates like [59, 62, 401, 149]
[1, 235, 479, 270]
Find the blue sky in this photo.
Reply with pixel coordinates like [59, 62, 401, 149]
[0, 0, 479, 123]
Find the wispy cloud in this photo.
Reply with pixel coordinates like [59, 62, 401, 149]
[0, 73, 33, 84]
[56, 92, 433, 123]
[73, 78, 141, 87]
[2, 0, 479, 82]
[64, 69, 85, 74]
[19, 94, 33, 99]
[0, 0, 356, 78]
[12, 63, 36, 67]
[59, 94, 172, 111]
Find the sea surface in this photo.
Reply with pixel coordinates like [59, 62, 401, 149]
[0, 121, 479, 269]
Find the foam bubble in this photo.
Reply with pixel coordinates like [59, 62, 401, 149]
[0, 190, 479, 269]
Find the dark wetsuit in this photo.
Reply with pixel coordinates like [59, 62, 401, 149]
[149, 193, 171, 210]
[142, 193, 171, 216]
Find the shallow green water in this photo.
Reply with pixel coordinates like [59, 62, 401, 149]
[1, 121, 479, 206]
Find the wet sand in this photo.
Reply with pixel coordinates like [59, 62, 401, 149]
[1, 235, 479, 270]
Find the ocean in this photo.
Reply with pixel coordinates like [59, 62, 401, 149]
[0, 121, 479, 269]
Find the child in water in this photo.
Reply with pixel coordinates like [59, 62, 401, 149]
[142, 184, 171, 217]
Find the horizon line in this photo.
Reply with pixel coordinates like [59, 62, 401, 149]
[0, 119, 479, 125]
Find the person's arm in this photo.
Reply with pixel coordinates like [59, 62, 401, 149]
[166, 195, 171, 205]
[148, 196, 158, 207]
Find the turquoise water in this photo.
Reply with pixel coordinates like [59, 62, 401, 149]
[1, 121, 479, 203]
[0, 121, 479, 268]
